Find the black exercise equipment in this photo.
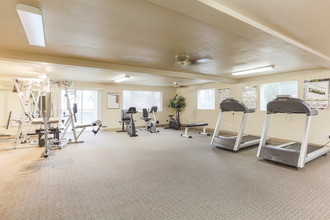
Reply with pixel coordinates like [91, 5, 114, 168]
[126, 107, 138, 137]
[166, 102, 184, 130]
[181, 123, 210, 138]
[117, 110, 131, 132]
[36, 127, 61, 147]
[91, 120, 103, 135]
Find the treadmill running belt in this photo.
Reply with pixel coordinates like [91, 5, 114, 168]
[279, 143, 323, 154]
[240, 135, 260, 144]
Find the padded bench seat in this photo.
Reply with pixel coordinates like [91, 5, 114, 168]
[32, 118, 60, 125]
[181, 123, 210, 138]
[182, 123, 208, 128]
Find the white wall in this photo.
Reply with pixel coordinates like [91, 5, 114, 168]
[177, 68, 330, 145]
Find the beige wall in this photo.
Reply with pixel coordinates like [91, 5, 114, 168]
[0, 79, 176, 133]
[1, 68, 329, 145]
[177, 68, 330, 145]
[69, 81, 177, 129]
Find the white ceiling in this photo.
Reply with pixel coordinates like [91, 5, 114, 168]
[0, 0, 329, 86]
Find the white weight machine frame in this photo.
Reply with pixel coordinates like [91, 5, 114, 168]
[10, 78, 45, 148]
[5, 78, 64, 156]
[58, 81, 103, 144]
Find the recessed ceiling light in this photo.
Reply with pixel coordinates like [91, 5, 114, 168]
[114, 75, 130, 83]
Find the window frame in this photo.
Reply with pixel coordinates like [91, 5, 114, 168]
[197, 88, 215, 110]
[260, 81, 298, 111]
[59, 88, 101, 124]
[122, 90, 163, 112]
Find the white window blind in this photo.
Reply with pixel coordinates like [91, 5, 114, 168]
[197, 88, 215, 110]
[60, 89, 99, 124]
[260, 81, 298, 111]
[123, 90, 162, 111]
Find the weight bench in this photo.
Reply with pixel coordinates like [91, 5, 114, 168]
[181, 123, 210, 138]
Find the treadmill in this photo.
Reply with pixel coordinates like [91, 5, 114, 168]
[211, 98, 262, 151]
[257, 95, 330, 168]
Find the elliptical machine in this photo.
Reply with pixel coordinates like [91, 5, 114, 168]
[126, 107, 138, 137]
[166, 102, 183, 130]
[140, 106, 159, 133]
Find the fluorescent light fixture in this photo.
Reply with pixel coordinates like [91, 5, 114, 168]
[16, 4, 45, 47]
[16, 77, 43, 82]
[114, 75, 130, 83]
[232, 65, 275, 76]
[38, 74, 47, 79]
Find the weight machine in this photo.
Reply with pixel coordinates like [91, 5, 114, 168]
[12, 78, 40, 147]
[40, 82, 66, 157]
[57, 81, 103, 144]
[5, 78, 65, 156]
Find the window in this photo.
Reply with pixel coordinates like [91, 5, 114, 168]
[197, 88, 215, 110]
[260, 81, 298, 111]
[123, 90, 162, 111]
[60, 89, 99, 124]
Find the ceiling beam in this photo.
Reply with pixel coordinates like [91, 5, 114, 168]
[0, 49, 237, 84]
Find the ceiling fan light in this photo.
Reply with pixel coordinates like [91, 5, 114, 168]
[175, 54, 191, 66]
[173, 81, 180, 87]
[175, 60, 191, 66]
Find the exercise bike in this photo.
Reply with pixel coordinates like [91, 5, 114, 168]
[140, 106, 159, 133]
[117, 109, 131, 132]
[166, 102, 184, 130]
[126, 107, 138, 137]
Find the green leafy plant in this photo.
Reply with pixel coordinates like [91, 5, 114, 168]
[168, 94, 186, 112]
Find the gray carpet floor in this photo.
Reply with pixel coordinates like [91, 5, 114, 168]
[0, 128, 329, 220]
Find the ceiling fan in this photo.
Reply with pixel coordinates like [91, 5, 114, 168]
[174, 54, 212, 66]
[173, 81, 188, 88]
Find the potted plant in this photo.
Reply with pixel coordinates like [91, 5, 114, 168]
[167, 94, 186, 129]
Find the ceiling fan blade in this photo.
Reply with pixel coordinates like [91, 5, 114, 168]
[191, 57, 213, 65]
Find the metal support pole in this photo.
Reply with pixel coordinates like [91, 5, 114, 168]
[257, 114, 271, 157]
[233, 113, 248, 151]
[297, 116, 312, 168]
[211, 112, 224, 145]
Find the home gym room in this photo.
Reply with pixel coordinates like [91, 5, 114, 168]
[0, 0, 329, 219]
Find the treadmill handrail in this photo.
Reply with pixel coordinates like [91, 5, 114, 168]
[220, 98, 255, 113]
[266, 96, 318, 116]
